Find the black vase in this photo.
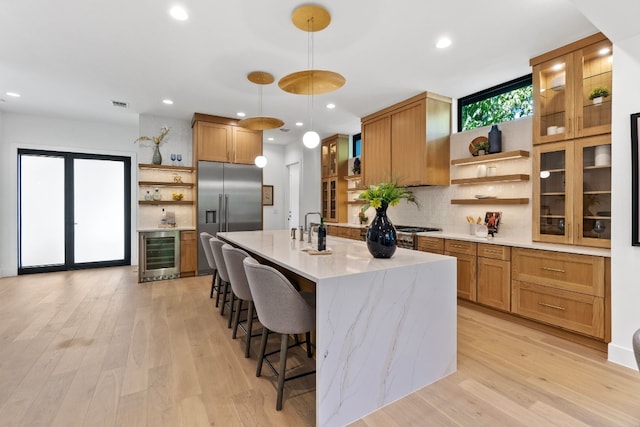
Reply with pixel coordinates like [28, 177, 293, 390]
[488, 124, 502, 154]
[366, 202, 397, 258]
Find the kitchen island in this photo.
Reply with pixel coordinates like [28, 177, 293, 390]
[217, 230, 457, 426]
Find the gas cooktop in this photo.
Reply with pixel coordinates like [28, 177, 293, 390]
[395, 226, 442, 233]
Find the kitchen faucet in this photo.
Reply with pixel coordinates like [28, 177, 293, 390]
[305, 212, 322, 243]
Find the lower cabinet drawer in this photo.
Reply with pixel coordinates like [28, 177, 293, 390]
[445, 239, 477, 256]
[417, 236, 444, 253]
[512, 281, 605, 339]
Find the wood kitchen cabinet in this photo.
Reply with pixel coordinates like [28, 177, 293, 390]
[320, 134, 349, 223]
[416, 236, 444, 254]
[511, 247, 607, 340]
[444, 239, 477, 301]
[361, 92, 451, 187]
[192, 113, 262, 165]
[533, 134, 611, 248]
[180, 230, 197, 277]
[531, 33, 612, 145]
[476, 244, 511, 312]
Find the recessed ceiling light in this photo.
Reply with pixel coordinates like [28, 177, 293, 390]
[599, 47, 611, 56]
[295, 122, 303, 127]
[237, 112, 246, 117]
[162, 99, 174, 105]
[6, 92, 21, 98]
[436, 37, 452, 49]
[268, 137, 274, 141]
[326, 103, 335, 109]
[169, 6, 188, 21]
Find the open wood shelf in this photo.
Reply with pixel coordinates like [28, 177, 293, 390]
[139, 200, 193, 205]
[451, 198, 529, 205]
[347, 200, 367, 205]
[139, 164, 195, 172]
[139, 181, 194, 188]
[344, 175, 363, 181]
[451, 150, 530, 166]
[451, 174, 530, 185]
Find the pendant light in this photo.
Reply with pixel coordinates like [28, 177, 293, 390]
[279, 4, 345, 149]
[239, 71, 284, 131]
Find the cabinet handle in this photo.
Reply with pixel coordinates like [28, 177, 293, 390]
[541, 267, 565, 273]
[538, 302, 566, 311]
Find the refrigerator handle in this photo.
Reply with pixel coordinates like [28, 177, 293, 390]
[219, 193, 224, 232]
[225, 194, 229, 232]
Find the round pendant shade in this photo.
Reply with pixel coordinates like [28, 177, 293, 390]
[278, 70, 346, 95]
[238, 116, 284, 130]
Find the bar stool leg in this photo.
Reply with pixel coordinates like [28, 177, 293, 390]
[227, 293, 236, 328]
[306, 331, 313, 358]
[256, 327, 269, 377]
[276, 333, 289, 411]
[232, 299, 243, 339]
[220, 281, 229, 315]
[245, 301, 254, 358]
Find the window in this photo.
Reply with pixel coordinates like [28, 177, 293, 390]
[352, 133, 361, 157]
[458, 75, 533, 132]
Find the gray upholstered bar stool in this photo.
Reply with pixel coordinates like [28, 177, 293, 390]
[199, 232, 220, 303]
[222, 244, 260, 358]
[243, 257, 315, 411]
[209, 237, 235, 327]
[633, 328, 640, 371]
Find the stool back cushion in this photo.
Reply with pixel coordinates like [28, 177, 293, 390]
[199, 232, 217, 270]
[243, 257, 315, 335]
[222, 244, 252, 301]
[209, 238, 230, 283]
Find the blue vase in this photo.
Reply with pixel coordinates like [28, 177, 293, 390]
[488, 125, 502, 154]
[366, 202, 397, 258]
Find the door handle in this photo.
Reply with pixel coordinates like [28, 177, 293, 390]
[225, 194, 229, 232]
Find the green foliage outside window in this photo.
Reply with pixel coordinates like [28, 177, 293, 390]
[461, 85, 533, 131]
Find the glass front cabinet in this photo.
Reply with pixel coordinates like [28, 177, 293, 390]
[533, 134, 611, 248]
[531, 34, 612, 144]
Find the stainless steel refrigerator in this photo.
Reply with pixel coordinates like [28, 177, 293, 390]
[197, 161, 262, 275]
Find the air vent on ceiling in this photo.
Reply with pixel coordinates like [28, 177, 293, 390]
[280, 128, 291, 132]
[111, 100, 129, 108]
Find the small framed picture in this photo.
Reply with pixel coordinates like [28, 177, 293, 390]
[484, 211, 502, 234]
[262, 185, 274, 206]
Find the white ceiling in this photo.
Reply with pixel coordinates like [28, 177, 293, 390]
[0, 0, 599, 145]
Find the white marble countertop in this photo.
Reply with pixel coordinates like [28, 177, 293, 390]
[137, 226, 196, 232]
[326, 223, 610, 257]
[217, 229, 452, 282]
[414, 230, 611, 257]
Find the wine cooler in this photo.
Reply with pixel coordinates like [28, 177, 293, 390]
[139, 230, 180, 282]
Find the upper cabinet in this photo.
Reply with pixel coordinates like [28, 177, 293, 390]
[531, 33, 612, 145]
[320, 134, 349, 223]
[361, 92, 451, 187]
[192, 113, 262, 165]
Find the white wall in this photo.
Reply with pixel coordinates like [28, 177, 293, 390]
[607, 38, 640, 368]
[262, 143, 287, 230]
[388, 116, 533, 241]
[285, 139, 322, 227]
[0, 113, 138, 277]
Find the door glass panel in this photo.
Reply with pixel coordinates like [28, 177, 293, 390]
[538, 59, 567, 139]
[581, 42, 612, 131]
[582, 144, 611, 240]
[74, 158, 125, 263]
[20, 155, 65, 267]
[539, 150, 566, 236]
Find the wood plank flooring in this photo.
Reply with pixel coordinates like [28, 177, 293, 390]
[0, 266, 638, 426]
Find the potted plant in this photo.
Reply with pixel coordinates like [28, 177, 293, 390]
[475, 140, 489, 155]
[358, 181, 419, 258]
[588, 87, 610, 105]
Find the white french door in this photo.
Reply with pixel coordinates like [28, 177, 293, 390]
[18, 149, 131, 273]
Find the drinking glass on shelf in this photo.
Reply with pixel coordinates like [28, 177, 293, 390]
[171, 153, 177, 166]
[176, 154, 182, 165]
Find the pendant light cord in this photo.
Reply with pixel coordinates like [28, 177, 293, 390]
[307, 17, 314, 132]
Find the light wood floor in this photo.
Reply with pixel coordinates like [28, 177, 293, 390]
[0, 267, 638, 427]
